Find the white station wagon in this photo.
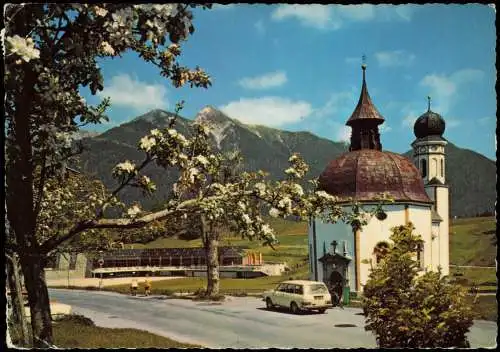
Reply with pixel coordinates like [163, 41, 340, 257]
[263, 280, 333, 314]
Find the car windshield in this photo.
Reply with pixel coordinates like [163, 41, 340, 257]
[308, 284, 328, 293]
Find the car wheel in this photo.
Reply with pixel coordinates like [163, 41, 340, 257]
[290, 302, 300, 314]
[266, 298, 274, 310]
[318, 308, 326, 314]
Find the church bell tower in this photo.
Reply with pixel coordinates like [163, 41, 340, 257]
[411, 97, 449, 275]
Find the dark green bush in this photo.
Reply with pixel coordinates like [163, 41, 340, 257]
[56, 314, 95, 326]
[362, 223, 474, 348]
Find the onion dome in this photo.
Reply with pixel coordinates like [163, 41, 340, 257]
[413, 96, 446, 138]
[318, 150, 432, 204]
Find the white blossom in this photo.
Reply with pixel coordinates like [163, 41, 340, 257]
[114, 160, 136, 174]
[315, 190, 336, 201]
[94, 6, 108, 17]
[139, 136, 156, 152]
[150, 129, 162, 137]
[127, 204, 142, 218]
[167, 129, 178, 137]
[6, 35, 40, 62]
[261, 224, 274, 237]
[254, 182, 266, 194]
[291, 183, 304, 196]
[195, 155, 209, 167]
[241, 213, 252, 225]
[285, 167, 300, 178]
[269, 208, 280, 218]
[100, 41, 115, 56]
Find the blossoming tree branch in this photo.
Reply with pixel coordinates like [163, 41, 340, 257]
[4, 3, 389, 347]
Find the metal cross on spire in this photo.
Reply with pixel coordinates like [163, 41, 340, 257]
[362, 54, 367, 70]
[427, 96, 431, 111]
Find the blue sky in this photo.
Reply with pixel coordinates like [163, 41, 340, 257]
[82, 4, 496, 159]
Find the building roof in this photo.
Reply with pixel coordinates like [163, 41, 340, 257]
[281, 280, 326, 286]
[431, 208, 443, 222]
[413, 97, 446, 138]
[318, 149, 432, 204]
[346, 65, 385, 127]
[99, 246, 246, 259]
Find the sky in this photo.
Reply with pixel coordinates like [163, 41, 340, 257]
[82, 4, 497, 160]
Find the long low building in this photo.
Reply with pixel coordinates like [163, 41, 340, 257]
[44, 246, 281, 280]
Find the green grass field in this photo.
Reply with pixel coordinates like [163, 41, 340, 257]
[102, 216, 496, 319]
[9, 315, 200, 348]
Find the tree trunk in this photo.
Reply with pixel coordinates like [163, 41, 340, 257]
[19, 252, 54, 348]
[202, 217, 220, 297]
[6, 254, 30, 347]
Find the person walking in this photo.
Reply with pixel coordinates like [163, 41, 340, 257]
[144, 278, 152, 296]
[130, 278, 138, 296]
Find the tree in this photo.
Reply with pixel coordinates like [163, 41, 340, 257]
[4, 4, 388, 347]
[362, 223, 474, 348]
[4, 4, 211, 347]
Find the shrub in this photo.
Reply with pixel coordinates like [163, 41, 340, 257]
[362, 223, 474, 348]
[56, 314, 95, 326]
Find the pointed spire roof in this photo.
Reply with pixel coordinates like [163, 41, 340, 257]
[346, 64, 385, 126]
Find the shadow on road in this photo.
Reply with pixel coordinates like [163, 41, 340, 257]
[255, 307, 326, 315]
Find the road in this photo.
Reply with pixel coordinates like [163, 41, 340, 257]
[48, 289, 497, 349]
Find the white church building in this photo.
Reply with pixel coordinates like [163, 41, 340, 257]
[308, 64, 449, 297]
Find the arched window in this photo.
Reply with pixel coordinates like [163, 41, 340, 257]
[420, 159, 427, 178]
[440, 159, 444, 177]
[373, 241, 390, 264]
[432, 158, 438, 177]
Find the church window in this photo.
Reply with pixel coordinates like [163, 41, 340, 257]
[373, 241, 390, 264]
[420, 159, 427, 178]
[440, 159, 444, 177]
[432, 158, 438, 177]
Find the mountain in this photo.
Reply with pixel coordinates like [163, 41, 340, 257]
[73, 107, 495, 218]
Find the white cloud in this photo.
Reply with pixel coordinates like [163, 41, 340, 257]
[335, 125, 351, 142]
[271, 4, 415, 30]
[219, 97, 313, 127]
[272, 4, 338, 30]
[478, 116, 494, 126]
[446, 118, 462, 128]
[379, 124, 393, 133]
[254, 20, 265, 34]
[98, 74, 168, 111]
[401, 111, 418, 128]
[345, 57, 361, 65]
[238, 71, 288, 90]
[315, 90, 355, 118]
[211, 4, 235, 10]
[420, 68, 484, 115]
[375, 50, 416, 67]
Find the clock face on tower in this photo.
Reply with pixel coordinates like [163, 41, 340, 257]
[419, 147, 426, 153]
[430, 145, 437, 151]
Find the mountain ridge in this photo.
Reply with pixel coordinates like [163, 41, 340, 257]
[73, 107, 495, 218]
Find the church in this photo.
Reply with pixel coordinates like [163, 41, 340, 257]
[308, 63, 449, 297]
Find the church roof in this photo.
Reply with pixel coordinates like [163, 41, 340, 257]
[318, 149, 432, 204]
[318, 252, 351, 263]
[346, 64, 385, 127]
[413, 97, 446, 138]
[431, 208, 443, 222]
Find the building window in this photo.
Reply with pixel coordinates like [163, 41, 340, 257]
[440, 159, 444, 177]
[432, 158, 438, 177]
[420, 159, 427, 178]
[373, 241, 390, 264]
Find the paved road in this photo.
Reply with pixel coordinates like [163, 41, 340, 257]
[48, 289, 497, 349]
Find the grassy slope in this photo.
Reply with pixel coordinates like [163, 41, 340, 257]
[106, 216, 496, 320]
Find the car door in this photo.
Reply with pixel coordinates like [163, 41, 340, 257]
[281, 284, 294, 307]
[272, 284, 285, 306]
